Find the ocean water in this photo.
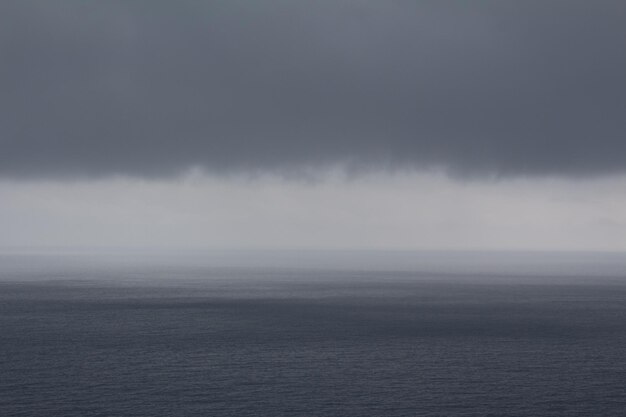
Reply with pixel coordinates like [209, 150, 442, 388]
[1, 251, 626, 416]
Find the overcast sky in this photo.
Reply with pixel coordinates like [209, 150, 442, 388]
[2, 1, 626, 251]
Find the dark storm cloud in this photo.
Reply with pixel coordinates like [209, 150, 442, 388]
[1, 0, 626, 178]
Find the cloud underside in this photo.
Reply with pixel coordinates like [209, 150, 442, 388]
[2, 0, 626, 179]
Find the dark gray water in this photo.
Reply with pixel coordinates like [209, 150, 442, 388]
[2, 252, 626, 416]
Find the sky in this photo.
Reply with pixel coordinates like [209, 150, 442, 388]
[1, 1, 626, 251]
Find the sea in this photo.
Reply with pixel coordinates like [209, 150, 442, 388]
[1, 249, 626, 416]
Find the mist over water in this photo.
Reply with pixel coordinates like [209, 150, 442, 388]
[2, 250, 626, 416]
[4, 1, 626, 415]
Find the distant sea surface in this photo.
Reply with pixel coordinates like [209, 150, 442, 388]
[2, 250, 626, 416]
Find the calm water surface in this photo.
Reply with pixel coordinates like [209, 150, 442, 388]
[1, 252, 626, 416]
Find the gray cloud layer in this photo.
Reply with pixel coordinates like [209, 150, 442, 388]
[2, 1, 626, 178]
